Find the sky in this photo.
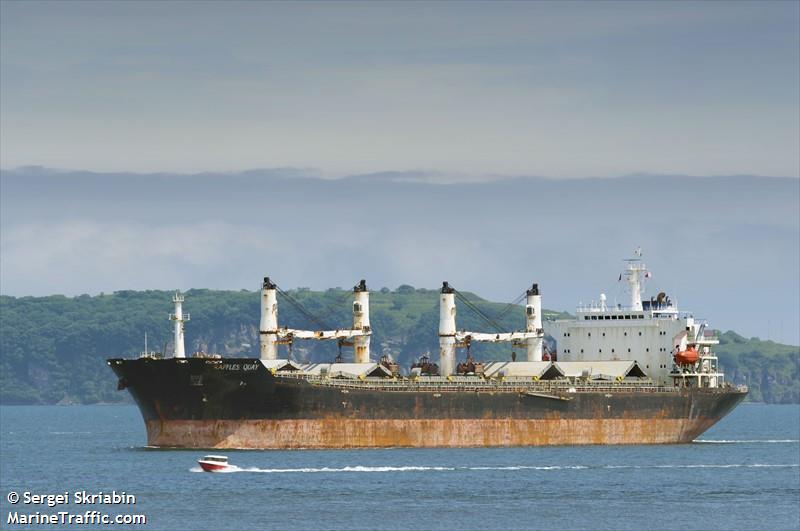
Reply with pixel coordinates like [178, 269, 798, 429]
[2, 169, 799, 345]
[1, 1, 798, 177]
[0, 2, 798, 344]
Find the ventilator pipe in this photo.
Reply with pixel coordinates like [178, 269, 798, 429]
[259, 277, 278, 360]
[526, 283, 543, 362]
[439, 282, 457, 376]
[353, 279, 371, 363]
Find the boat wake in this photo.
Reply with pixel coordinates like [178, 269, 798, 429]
[192, 465, 456, 473]
[190, 463, 798, 474]
[694, 439, 799, 444]
[602, 464, 799, 469]
[191, 465, 242, 473]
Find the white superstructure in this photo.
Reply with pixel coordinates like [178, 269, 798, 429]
[544, 250, 724, 387]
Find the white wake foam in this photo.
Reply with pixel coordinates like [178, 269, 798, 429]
[190, 465, 241, 473]
[469, 465, 589, 471]
[190, 463, 798, 474]
[694, 439, 799, 444]
[239, 465, 456, 473]
[602, 464, 799, 469]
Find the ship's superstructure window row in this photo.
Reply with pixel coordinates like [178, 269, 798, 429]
[584, 314, 645, 320]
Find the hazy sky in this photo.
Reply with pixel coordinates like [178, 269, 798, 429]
[2, 169, 799, 345]
[1, 1, 798, 177]
[1, 2, 799, 345]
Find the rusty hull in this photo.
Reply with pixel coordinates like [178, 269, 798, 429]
[109, 357, 746, 449]
[145, 417, 726, 448]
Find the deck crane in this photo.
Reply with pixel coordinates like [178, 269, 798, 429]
[259, 278, 372, 363]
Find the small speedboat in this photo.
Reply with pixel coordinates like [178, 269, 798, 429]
[198, 455, 233, 472]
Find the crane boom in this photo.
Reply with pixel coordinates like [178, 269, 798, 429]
[278, 328, 369, 341]
[456, 331, 541, 343]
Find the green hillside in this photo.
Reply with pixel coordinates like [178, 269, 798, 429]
[714, 331, 799, 403]
[0, 288, 796, 404]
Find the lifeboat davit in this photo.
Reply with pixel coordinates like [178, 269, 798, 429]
[675, 347, 700, 365]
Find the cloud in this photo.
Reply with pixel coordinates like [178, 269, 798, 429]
[2, 169, 797, 344]
[0, 221, 287, 294]
[2, 2, 797, 176]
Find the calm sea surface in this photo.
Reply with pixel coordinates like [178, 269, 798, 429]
[1, 403, 798, 531]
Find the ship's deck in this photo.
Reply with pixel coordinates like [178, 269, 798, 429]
[277, 372, 745, 395]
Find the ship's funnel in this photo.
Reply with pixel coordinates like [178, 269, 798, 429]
[439, 281, 456, 376]
[353, 279, 370, 363]
[260, 277, 279, 360]
[169, 291, 190, 358]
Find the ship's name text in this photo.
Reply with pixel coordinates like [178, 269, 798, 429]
[219, 363, 260, 372]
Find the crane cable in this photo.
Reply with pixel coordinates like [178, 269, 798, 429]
[275, 285, 334, 331]
[313, 288, 355, 329]
[452, 288, 507, 334]
[276, 281, 525, 336]
[492, 291, 528, 321]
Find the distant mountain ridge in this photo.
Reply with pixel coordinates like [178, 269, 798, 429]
[0, 287, 797, 405]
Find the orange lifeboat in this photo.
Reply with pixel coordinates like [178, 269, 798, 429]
[675, 346, 700, 365]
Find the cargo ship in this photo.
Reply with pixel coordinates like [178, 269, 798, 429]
[108, 251, 747, 448]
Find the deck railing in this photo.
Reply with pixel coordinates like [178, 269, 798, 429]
[275, 373, 725, 394]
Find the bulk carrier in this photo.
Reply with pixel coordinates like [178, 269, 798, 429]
[108, 251, 747, 448]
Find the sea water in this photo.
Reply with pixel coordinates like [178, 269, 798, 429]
[1, 403, 798, 530]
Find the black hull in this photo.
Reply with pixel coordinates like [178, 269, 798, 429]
[109, 358, 747, 448]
